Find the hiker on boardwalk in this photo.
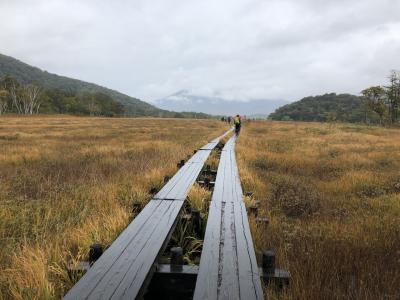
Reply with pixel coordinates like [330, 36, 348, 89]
[234, 114, 241, 134]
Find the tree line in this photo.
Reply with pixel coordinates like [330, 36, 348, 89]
[361, 70, 400, 125]
[269, 70, 400, 125]
[268, 93, 365, 123]
[0, 75, 214, 119]
[0, 75, 124, 116]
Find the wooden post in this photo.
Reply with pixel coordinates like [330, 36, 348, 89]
[245, 191, 254, 197]
[132, 202, 143, 215]
[249, 206, 258, 217]
[164, 175, 170, 183]
[170, 247, 183, 271]
[191, 208, 201, 236]
[262, 250, 275, 276]
[177, 160, 185, 168]
[89, 244, 103, 265]
[204, 178, 210, 188]
[261, 250, 290, 289]
[149, 187, 158, 194]
[256, 217, 269, 226]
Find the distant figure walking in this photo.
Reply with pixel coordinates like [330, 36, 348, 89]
[234, 114, 241, 134]
[227, 116, 231, 124]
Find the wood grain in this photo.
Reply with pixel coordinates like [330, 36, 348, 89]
[193, 135, 264, 300]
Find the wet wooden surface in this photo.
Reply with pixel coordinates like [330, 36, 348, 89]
[193, 135, 264, 300]
[64, 131, 229, 300]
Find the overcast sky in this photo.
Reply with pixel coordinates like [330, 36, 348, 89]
[1, 0, 399, 103]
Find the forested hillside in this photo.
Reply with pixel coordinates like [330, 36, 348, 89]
[0, 53, 211, 118]
[268, 93, 372, 122]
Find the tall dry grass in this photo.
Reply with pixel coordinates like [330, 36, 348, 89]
[0, 115, 227, 299]
[237, 121, 400, 300]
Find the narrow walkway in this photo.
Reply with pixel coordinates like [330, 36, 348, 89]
[64, 130, 230, 300]
[193, 135, 264, 300]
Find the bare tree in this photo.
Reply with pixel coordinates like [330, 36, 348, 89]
[21, 84, 42, 114]
[7, 79, 23, 114]
[6, 82, 42, 114]
[0, 90, 8, 115]
[2, 76, 43, 115]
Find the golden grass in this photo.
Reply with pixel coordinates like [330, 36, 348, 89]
[0, 115, 227, 299]
[237, 121, 400, 299]
[187, 184, 212, 212]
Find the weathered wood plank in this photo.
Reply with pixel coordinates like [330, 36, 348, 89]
[98, 201, 183, 300]
[193, 135, 264, 300]
[199, 142, 219, 150]
[235, 201, 264, 300]
[153, 162, 196, 200]
[199, 128, 232, 150]
[85, 200, 182, 300]
[154, 149, 211, 200]
[153, 162, 204, 200]
[64, 200, 164, 299]
[64, 130, 229, 300]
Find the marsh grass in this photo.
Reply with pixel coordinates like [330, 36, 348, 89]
[187, 184, 212, 212]
[0, 115, 227, 299]
[168, 184, 212, 265]
[237, 121, 400, 299]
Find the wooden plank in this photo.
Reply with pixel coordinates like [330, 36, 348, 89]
[65, 130, 229, 300]
[161, 164, 203, 200]
[187, 149, 210, 163]
[235, 201, 264, 300]
[153, 162, 196, 200]
[154, 149, 211, 200]
[93, 201, 183, 300]
[199, 128, 232, 150]
[193, 135, 264, 300]
[211, 129, 232, 143]
[65, 200, 184, 300]
[219, 199, 240, 299]
[64, 200, 167, 299]
[199, 142, 218, 150]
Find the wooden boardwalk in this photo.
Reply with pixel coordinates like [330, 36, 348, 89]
[193, 135, 264, 300]
[64, 131, 230, 300]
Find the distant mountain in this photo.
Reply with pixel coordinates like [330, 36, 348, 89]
[0, 53, 212, 118]
[152, 90, 288, 116]
[269, 93, 373, 123]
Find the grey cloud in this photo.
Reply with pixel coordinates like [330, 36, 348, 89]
[0, 0, 399, 103]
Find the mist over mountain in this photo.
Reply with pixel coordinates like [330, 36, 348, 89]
[152, 90, 288, 117]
